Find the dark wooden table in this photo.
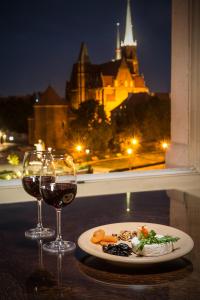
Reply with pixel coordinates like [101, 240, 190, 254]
[0, 190, 200, 299]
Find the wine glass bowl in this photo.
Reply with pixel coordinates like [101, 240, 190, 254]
[22, 151, 55, 239]
[40, 151, 77, 253]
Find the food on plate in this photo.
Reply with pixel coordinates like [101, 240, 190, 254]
[90, 229, 105, 243]
[103, 243, 133, 257]
[118, 230, 133, 241]
[131, 226, 180, 257]
[100, 235, 118, 243]
[90, 229, 118, 245]
[137, 225, 149, 238]
[90, 225, 180, 258]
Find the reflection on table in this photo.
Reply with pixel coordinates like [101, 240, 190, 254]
[0, 189, 200, 299]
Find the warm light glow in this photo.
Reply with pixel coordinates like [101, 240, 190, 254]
[15, 170, 22, 178]
[76, 145, 83, 152]
[9, 136, 14, 141]
[127, 148, 133, 155]
[131, 138, 138, 145]
[161, 142, 169, 150]
[85, 149, 90, 155]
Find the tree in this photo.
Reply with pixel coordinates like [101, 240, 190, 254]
[0, 95, 35, 133]
[67, 100, 112, 155]
[112, 94, 170, 144]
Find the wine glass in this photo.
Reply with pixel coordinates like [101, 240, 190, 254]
[40, 151, 77, 253]
[22, 151, 55, 239]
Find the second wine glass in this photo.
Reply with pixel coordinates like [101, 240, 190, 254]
[22, 151, 55, 239]
[40, 151, 77, 253]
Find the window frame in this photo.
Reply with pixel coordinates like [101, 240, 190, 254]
[1, 0, 200, 203]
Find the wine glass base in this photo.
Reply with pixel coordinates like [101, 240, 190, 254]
[25, 227, 55, 239]
[43, 240, 76, 253]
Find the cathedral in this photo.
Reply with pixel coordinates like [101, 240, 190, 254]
[66, 0, 149, 116]
[28, 0, 150, 148]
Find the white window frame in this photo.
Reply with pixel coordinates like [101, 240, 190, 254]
[0, 0, 200, 203]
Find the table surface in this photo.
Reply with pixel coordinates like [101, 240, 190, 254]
[0, 190, 200, 300]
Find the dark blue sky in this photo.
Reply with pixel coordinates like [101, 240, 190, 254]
[0, 0, 171, 97]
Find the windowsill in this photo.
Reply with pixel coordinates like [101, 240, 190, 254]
[0, 167, 200, 204]
[0, 167, 197, 187]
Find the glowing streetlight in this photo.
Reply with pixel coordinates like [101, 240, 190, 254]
[85, 149, 90, 155]
[161, 142, 169, 150]
[127, 148, 133, 155]
[76, 145, 82, 152]
[131, 137, 138, 146]
[9, 136, 14, 141]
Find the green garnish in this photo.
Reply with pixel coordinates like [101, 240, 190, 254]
[136, 230, 180, 251]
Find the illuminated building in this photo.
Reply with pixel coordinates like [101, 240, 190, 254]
[66, 0, 149, 116]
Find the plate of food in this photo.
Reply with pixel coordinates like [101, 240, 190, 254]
[78, 222, 194, 265]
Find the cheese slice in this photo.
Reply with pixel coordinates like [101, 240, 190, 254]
[131, 235, 174, 257]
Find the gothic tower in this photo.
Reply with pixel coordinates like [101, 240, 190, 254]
[77, 42, 90, 106]
[121, 0, 139, 74]
[115, 23, 122, 60]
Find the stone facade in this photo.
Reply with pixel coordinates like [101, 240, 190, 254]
[66, 0, 149, 116]
[28, 86, 68, 149]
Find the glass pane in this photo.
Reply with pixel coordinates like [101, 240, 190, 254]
[0, 0, 172, 179]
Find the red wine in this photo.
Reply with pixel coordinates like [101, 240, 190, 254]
[41, 183, 77, 209]
[22, 176, 41, 199]
[22, 176, 55, 199]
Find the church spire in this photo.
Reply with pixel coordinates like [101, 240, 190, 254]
[78, 42, 90, 63]
[122, 0, 137, 47]
[115, 22, 121, 60]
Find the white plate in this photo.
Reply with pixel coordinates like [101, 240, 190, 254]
[78, 222, 194, 265]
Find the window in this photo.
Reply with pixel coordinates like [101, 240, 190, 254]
[0, 0, 199, 191]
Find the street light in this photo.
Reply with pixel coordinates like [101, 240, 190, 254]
[76, 145, 83, 152]
[85, 149, 90, 155]
[131, 137, 138, 146]
[127, 148, 133, 155]
[9, 136, 14, 142]
[161, 141, 169, 150]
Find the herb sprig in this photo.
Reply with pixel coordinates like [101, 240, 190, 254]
[136, 230, 180, 251]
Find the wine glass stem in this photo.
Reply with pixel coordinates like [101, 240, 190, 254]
[37, 198, 43, 230]
[56, 209, 62, 241]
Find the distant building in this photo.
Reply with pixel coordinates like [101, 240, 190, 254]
[66, 0, 149, 116]
[28, 86, 68, 149]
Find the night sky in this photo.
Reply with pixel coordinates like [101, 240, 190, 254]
[0, 0, 171, 97]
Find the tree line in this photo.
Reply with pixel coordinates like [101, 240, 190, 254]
[0, 93, 170, 153]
